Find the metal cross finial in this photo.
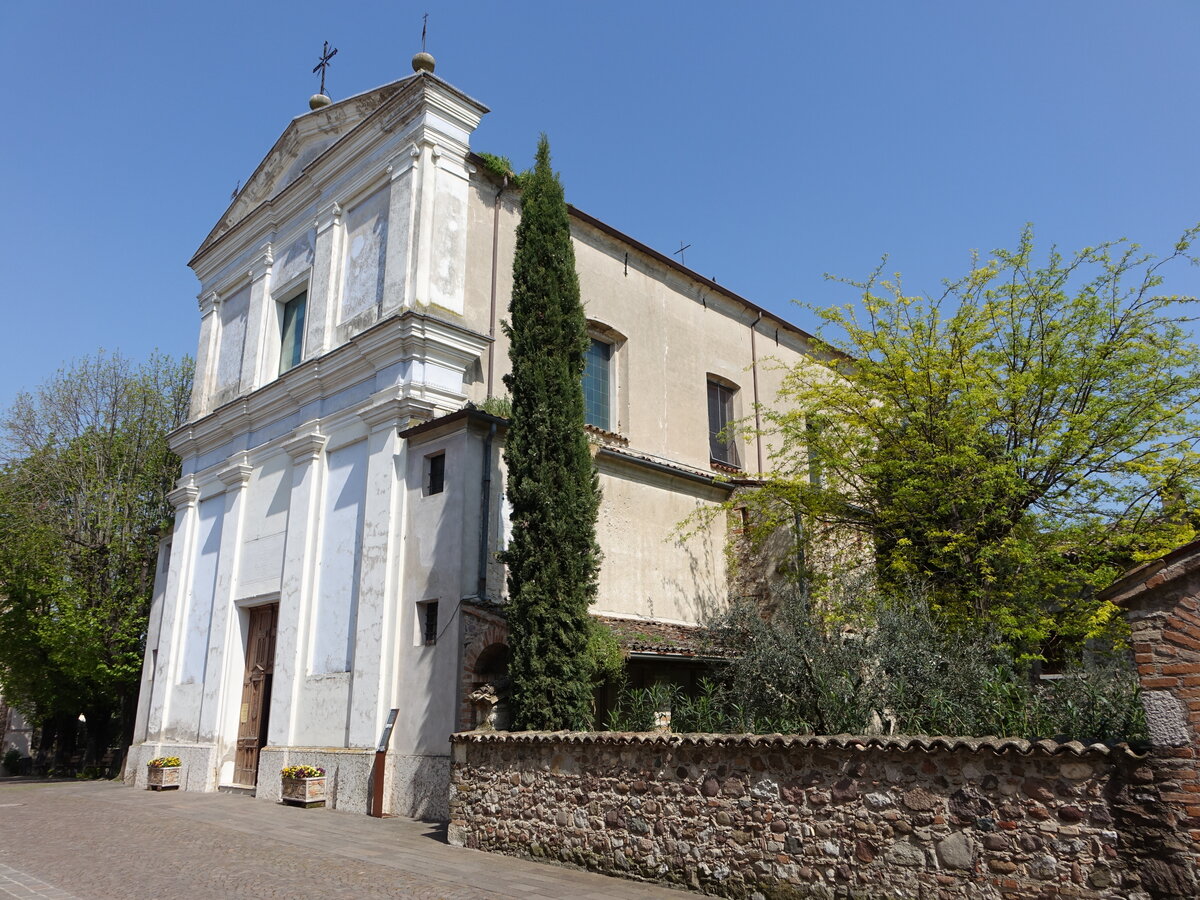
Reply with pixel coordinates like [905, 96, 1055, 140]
[313, 40, 338, 96]
[673, 241, 692, 266]
[421, 13, 429, 51]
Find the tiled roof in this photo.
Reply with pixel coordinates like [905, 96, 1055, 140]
[595, 615, 727, 658]
[450, 730, 1143, 759]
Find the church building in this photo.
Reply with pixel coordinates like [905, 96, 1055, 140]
[126, 53, 825, 820]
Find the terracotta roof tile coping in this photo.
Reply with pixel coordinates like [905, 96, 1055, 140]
[595, 615, 729, 658]
[450, 730, 1143, 759]
[1099, 535, 1200, 606]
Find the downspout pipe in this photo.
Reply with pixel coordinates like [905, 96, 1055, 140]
[477, 421, 497, 598]
[486, 176, 508, 398]
[750, 312, 764, 474]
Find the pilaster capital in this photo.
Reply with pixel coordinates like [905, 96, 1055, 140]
[284, 425, 328, 462]
[316, 201, 343, 234]
[358, 395, 425, 431]
[167, 478, 200, 510]
[247, 243, 274, 282]
[386, 149, 419, 181]
[218, 454, 254, 488]
[198, 291, 221, 317]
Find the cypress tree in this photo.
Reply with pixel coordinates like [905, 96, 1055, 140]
[501, 136, 601, 731]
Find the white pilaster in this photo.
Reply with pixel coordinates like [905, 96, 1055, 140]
[198, 457, 253, 750]
[242, 244, 275, 391]
[148, 478, 200, 739]
[411, 140, 439, 310]
[270, 425, 328, 746]
[382, 149, 417, 316]
[307, 201, 343, 356]
[190, 292, 221, 420]
[347, 397, 409, 748]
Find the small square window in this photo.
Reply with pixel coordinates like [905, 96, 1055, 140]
[420, 600, 439, 646]
[424, 453, 445, 495]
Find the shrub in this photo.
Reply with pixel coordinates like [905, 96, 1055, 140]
[3, 749, 20, 775]
[605, 593, 1147, 744]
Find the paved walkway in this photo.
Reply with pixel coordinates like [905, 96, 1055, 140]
[0, 779, 698, 899]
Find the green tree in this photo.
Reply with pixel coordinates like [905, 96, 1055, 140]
[765, 225, 1200, 655]
[0, 351, 193, 760]
[500, 136, 602, 730]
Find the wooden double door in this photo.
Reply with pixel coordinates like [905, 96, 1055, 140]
[233, 603, 278, 787]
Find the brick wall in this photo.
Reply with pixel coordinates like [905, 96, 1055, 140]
[1100, 538, 1200, 896]
[450, 732, 1160, 898]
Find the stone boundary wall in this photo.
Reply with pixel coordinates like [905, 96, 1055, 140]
[449, 732, 1163, 899]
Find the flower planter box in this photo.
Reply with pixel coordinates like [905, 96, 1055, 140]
[146, 765, 181, 791]
[281, 776, 326, 808]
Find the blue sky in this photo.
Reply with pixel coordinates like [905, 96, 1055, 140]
[3, 1, 1197, 413]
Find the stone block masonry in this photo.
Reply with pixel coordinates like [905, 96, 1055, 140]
[450, 731, 1165, 899]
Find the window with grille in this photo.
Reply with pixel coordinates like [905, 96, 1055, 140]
[424, 452, 445, 496]
[422, 601, 439, 646]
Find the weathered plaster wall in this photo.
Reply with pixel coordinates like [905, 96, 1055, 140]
[236, 451, 291, 600]
[395, 422, 481, 760]
[214, 284, 249, 404]
[450, 733, 1157, 899]
[462, 177, 818, 479]
[593, 459, 729, 625]
[339, 184, 390, 326]
[310, 438, 368, 675]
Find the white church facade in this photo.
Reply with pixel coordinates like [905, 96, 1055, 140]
[126, 56, 825, 819]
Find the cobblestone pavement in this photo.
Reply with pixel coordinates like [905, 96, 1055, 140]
[0, 780, 698, 899]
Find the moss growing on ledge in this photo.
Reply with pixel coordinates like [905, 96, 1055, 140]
[477, 152, 530, 190]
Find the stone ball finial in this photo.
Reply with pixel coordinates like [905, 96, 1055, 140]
[309, 93, 332, 111]
[412, 51, 436, 74]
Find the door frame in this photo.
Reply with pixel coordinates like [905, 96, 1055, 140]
[229, 598, 280, 788]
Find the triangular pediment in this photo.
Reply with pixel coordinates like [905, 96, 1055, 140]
[196, 79, 412, 257]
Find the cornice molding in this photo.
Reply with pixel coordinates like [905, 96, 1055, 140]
[168, 310, 489, 460]
[191, 75, 484, 286]
[192, 81, 413, 265]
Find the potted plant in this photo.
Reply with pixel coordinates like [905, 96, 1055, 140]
[280, 764, 326, 808]
[146, 756, 182, 791]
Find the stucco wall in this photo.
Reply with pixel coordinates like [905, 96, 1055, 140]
[463, 175, 820, 479]
[449, 732, 1164, 899]
[593, 457, 729, 625]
